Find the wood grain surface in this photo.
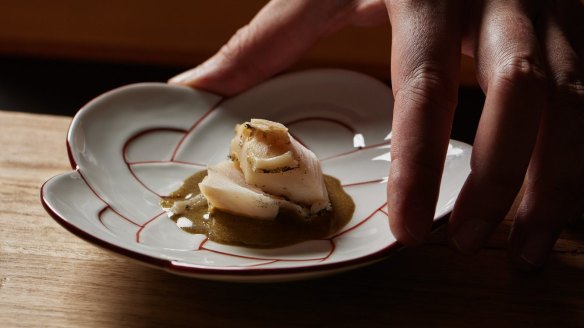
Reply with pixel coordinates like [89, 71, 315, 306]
[1, 110, 583, 328]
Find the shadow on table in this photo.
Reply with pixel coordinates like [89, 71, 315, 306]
[104, 244, 583, 328]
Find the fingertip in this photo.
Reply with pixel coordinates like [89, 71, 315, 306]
[450, 236, 480, 256]
[167, 59, 241, 97]
[169, 57, 218, 87]
[507, 229, 544, 272]
[511, 231, 553, 269]
[509, 247, 547, 272]
[403, 226, 429, 247]
[449, 217, 492, 255]
[168, 68, 198, 85]
[388, 213, 430, 247]
[386, 162, 439, 248]
[393, 227, 426, 247]
[508, 201, 562, 272]
[509, 219, 555, 271]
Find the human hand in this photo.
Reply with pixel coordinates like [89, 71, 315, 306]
[169, 0, 584, 269]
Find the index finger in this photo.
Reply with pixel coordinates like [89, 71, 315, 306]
[385, 0, 464, 245]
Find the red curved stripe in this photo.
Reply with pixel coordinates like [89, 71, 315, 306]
[170, 99, 225, 161]
[284, 116, 357, 134]
[135, 211, 166, 243]
[123, 127, 188, 160]
[285, 116, 359, 154]
[201, 247, 330, 262]
[122, 128, 189, 198]
[97, 206, 109, 225]
[198, 237, 209, 250]
[77, 170, 141, 227]
[330, 203, 387, 239]
[319, 239, 336, 263]
[342, 178, 387, 188]
[320, 140, 391, 162]
[128, 160, 206, 167]
[245, 260, 279, 268]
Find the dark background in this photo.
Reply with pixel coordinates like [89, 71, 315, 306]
[0, 55, 485, 145]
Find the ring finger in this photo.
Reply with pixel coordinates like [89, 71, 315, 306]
[509, 0, 584, 269]
[449, 0, 548, 253]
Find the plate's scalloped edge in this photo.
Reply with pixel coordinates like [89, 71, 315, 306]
[64, 82, 215, 170]
[41, 173, 450, 280]
[42, 71, 463, 281]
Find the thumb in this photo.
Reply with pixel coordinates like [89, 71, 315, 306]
[169, 0, 354, 96]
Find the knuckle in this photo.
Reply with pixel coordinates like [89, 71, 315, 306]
[495, 55, 547, 90]
[472, 166, 526, 197]
[395, 62, 458, 114]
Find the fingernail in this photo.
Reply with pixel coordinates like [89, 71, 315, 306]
[169, 58, 219, 84]
[517, 232, 553, 268]
[451, 218, 491, 254]
[169, 68, 199, 84]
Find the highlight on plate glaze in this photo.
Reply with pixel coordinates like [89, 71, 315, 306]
[41, 70, 472, 281]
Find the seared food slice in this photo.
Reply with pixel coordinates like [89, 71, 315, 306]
[198, 161, 279, 220]
[230, 119, 330, 214]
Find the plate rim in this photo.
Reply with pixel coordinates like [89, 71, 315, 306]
[41, 69, 462, 280]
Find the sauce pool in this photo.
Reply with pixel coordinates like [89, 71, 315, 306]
[160, 170, 355, 248]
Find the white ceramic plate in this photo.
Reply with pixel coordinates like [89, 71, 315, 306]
[41, 69, 471, 282]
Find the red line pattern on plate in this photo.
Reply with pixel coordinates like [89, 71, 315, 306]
[284, 116, 357, 155]
[320, 140, 391, 162]
[127, 160, 207, 167]
[127, 167, 164, 198]
[319, 240, 336, 263]
[330, 203, 388, 239]
[198, 230, 331, 262]
[245, 260, 279, 268]
[122, 127, 211, 197]
[77, 170, 141, 227]
[97, 206, 109, 225]
[342, 178, 386, 188]
[171, 100, 224, 161]
[198, 237, 209, 250]
[284, 116, 357, 134]
[122, 128, 189, 198]
[201, 247, 328, 262]
[135, 211, 166, 243]
[77, 102, 393, 269]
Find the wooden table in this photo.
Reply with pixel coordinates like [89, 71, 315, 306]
[1, 110, 583, 327]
